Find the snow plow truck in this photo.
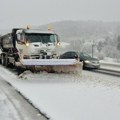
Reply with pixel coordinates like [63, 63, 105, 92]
[0, 28, 83, 73]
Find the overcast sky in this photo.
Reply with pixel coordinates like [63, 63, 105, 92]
[0, 0, 119, 29]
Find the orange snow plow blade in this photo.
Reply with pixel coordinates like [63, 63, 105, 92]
[16, 59, 83, 73]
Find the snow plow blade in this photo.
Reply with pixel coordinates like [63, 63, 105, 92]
[16, 59, 83, 73]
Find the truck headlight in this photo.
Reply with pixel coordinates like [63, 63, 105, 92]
[56, 42, 60, 47]
[26, 42, 30, 47]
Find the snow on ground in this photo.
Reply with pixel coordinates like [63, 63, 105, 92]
[0, 87, 20, 120]
[0, 65, 120, 120]
[101, 57, 120, 63]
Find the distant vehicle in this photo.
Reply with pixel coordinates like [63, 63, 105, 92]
[60, 51, 100, 69]
[79, 52, 100, 69]
[60, 51, 78, 59]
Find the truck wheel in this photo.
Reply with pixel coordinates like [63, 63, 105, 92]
[0, 57, 1, 64]
[1, 55, 5, 66]
[5, 56, 9, 67]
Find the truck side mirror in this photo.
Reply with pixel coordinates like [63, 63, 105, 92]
[17, 34, 21, 41]
[16, 34, 25, 44]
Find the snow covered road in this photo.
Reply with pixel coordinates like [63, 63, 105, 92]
[0, 75, 47, 120]
[0, 65, 120, 120]
[0, 79, 20, 120]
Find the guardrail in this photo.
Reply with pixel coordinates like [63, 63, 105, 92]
[100, 62, 120, 72]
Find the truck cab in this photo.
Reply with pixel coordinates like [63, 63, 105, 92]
[16, 29, 60, 59]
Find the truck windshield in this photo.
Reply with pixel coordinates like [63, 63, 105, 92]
[25, 33, 56, 43]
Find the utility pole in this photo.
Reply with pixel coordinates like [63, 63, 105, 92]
[92, 40, 95, 58]
[92, 44, 94, 58]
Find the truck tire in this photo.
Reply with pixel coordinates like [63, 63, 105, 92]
[1, 54, 5, 66]
[0, 57, 1, 64]
[5, 55, 9, 67]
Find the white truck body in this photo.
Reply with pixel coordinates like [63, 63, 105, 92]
[0, 28, 83, 73]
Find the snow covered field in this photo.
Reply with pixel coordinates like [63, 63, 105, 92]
[0, 65, 120, 120]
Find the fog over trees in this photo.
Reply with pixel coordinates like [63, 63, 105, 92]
[39, 20, 120, 61]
